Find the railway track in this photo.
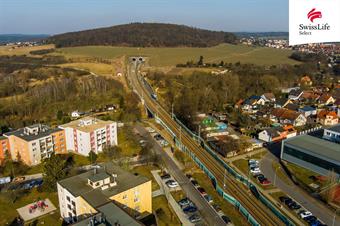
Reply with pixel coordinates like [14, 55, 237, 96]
[128, 62, 287, 226]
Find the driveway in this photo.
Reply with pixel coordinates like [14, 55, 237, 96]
[260, 152, 340, 226]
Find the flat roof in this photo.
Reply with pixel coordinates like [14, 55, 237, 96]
[5, 127, 63, 142]
[73, 202, 141, 226]
[326, 124, 340, 133]
[60, 117, 114, 133]
[58, 163, 150, 208]
[284, 135, 340, 162]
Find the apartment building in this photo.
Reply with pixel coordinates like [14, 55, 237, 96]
[57, 163, 151, 224]
[0, 136, 10, 164]
[59, 117, 118, 156]
[323, 124, 340, 143]
[4, 124, 66, 166]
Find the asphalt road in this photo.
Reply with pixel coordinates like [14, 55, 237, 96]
[134, 123, 225, 226]
[260, 152, 340, 226]
[128, 58, 287, 226]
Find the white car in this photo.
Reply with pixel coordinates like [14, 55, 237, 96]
[299, 210, 312, 219]
[160, 140, 169, 146]
[249, 159, 259, 165]
[250, 168, 261, 175]
[146, 127, 156, 133]
[165, 179, 179, 188]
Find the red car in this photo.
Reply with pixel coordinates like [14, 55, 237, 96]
[197, 187, 207, 195]
[260, 179, 271, 185]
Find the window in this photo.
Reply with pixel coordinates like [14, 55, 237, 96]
[283, 145, 340, 174]
[134, 196, 140, 202]
[66, 196, 70, 202]
[122, 194, 127, 199]
[67, 204, 72, 210]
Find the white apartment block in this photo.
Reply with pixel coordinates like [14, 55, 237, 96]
[59, 117, 118, 156]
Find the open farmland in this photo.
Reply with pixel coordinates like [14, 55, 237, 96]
[58, 44, 299, 66]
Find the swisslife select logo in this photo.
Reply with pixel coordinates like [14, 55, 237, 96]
[289, 0, 340, 45]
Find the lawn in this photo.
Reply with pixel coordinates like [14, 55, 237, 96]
[60, 62, 115, 76]
[58, 44, 299, 66]
[192, 172, 249, 226]
[0, 188, 61, 226]
[117, 126, 142, 157]
[153, 195, 181, 226]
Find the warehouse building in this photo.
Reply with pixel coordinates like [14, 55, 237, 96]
[281, 134, 340, 177]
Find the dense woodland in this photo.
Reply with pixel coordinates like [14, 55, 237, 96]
[0, 55, 141, 129]
[47, 23, 238, 48]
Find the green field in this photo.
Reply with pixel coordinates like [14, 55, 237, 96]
[58, 44, 298, 66]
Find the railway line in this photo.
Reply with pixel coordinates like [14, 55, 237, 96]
[128, 59, 289, 226]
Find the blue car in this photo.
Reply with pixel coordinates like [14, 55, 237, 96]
[183, 205, 197, 213]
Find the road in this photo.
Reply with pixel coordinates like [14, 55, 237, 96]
[134, 124, 224, 226]
[261, 152, 340, 226]
[127, 58, 288, 226]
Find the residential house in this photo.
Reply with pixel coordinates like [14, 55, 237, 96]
[0, 136, 10, 164]
[298, 106, 317, 117]
[300, 75, 313, 86]
[258, 125, 297, 142]
[317, 110, 339, 126]
[271, 108, 307, 126]
[281, 87, 300, 94]
[318, 93, 336, 106]
[241, 95, 266, 113]
[261, 93, 276, 103]
[275, 98, 292, 108]
[71, 111, 85, 118]
[59, 117, 118, 156]
[288, 89, 304, 100]
[323, 124, 340, 143]
[285, 103, 300, 111]
[4, 124, 66, 166]
[299, 91, 320, 103]
[57, 162, 151, 224]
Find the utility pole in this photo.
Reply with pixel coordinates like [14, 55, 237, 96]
[171, 103, 174, 119]
[332, 209, 339, 226]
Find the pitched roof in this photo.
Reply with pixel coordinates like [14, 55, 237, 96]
[299, 106, 316, 112]
[317, 110, 338, 119]
[275, 98, 290, 107]
[262, 93, 275, 100]
[272, 108, 302, 121]
[319, 93, 334, 103]
[285, 103, 300, 111]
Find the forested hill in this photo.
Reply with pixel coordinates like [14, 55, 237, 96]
[47, 23, 238, 48]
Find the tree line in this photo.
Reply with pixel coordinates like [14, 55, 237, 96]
[46, 23, 238, 48]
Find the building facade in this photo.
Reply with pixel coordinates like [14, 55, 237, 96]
[59, 117, 118, 156]
[323, 124, 340, 143]
[57, 163, 151, 224]
[0, 136, 10, 164]
[4, 124, 66, 166]
[281, 134, 340, 177]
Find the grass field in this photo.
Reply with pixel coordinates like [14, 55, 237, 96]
[58, 44, 298, 66]
[0, 44, 54, 56]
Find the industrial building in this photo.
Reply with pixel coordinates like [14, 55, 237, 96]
[281, 130, 340, 177]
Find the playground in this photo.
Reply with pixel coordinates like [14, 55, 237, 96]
[16, 199, 56, 222]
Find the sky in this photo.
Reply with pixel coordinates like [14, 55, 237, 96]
[0, 0, 288, 35]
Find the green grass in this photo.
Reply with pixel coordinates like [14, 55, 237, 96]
[0, 188, 61, 226]
[285, 162, 324, 188]
[272, 161, 293, 185]
[58, 44, 298, 66]
[192, 172, 249, 226]
[153, 195, 181, 226]
[170, 190, 186, 202]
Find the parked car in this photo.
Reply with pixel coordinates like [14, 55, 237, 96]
[153, 134, 163, 140]
[203, 194, 213, 203]
[183, 205, 197, 213]
[212, 204, 222, 213]
[165, 179, 178, 188]
[178, 198, 191, 207]
[13, 176, 25, 183]
[287, 202, 301, 210]
[191, 179, 199, 187]
[189, 214, 201, 223]
[160, 173, 171, 180]
[248, 159, 259, 165]
[197, 187, 207, 195]
[279, 196, 291, 203]
[186, 174, 192, 179]
[250, 168, 261, 175]
[146, 127, 155, 133]
[160, 140, 169, 146]
[304, 215, 317, 223]
[299, 210, 313, 219]
[221, 215, 231, 224]
[310, 220, 326, 226]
